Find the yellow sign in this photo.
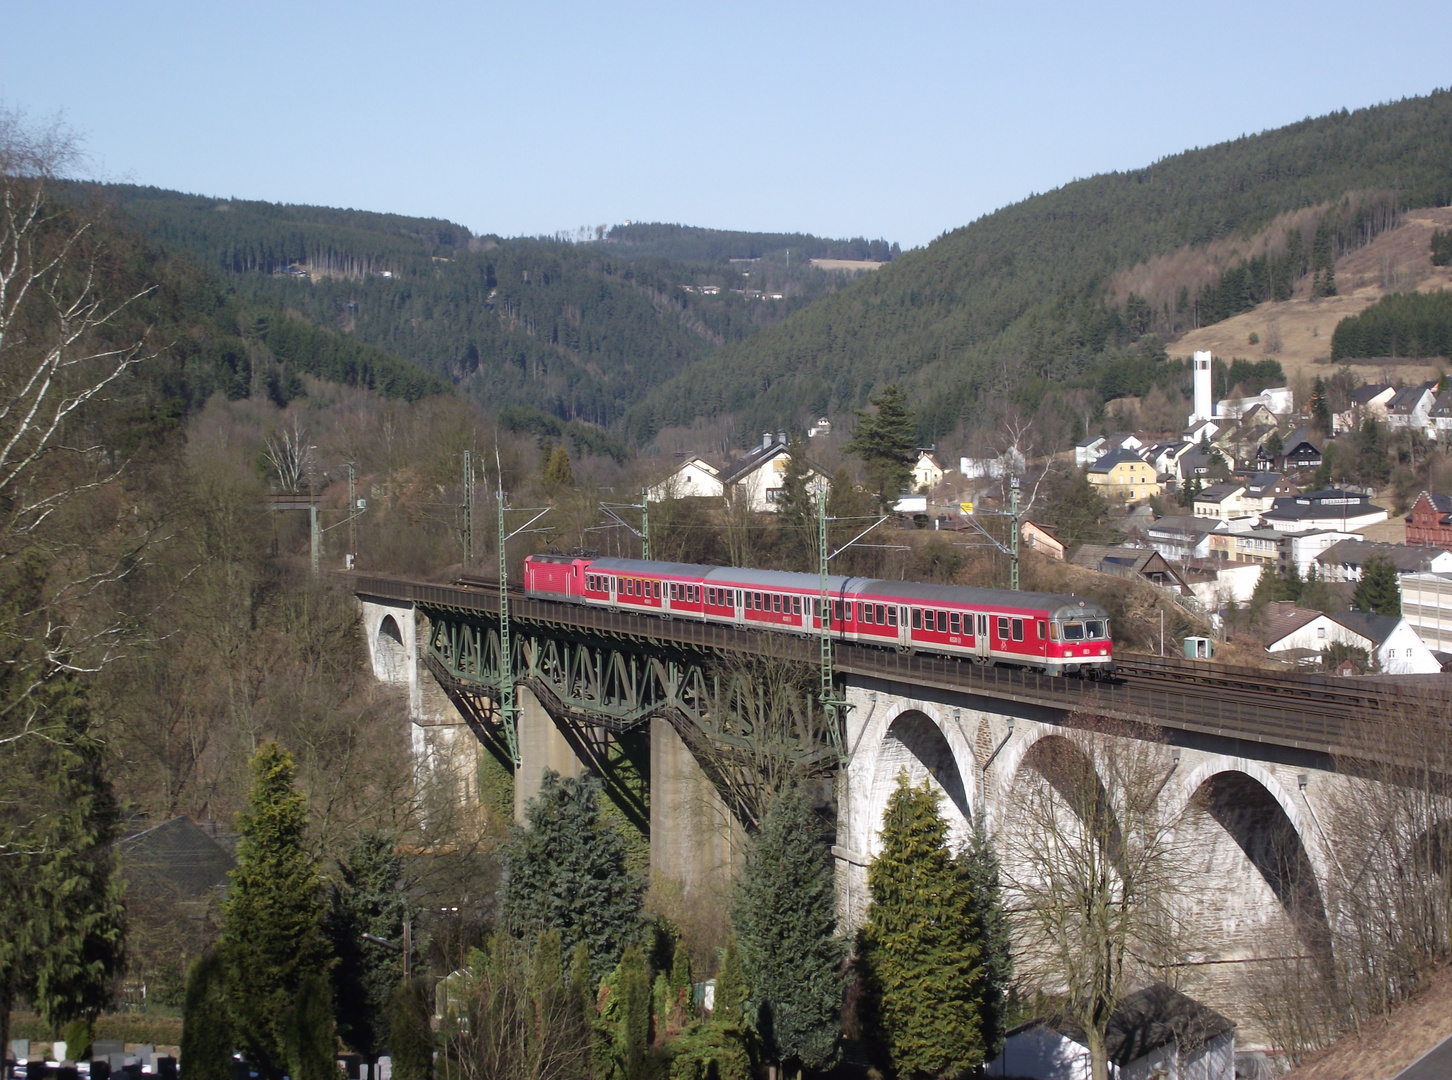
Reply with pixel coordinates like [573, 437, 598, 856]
[960, 501, 974, 515]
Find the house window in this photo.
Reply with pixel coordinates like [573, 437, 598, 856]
[1317, 626, 1326, 638]
[1407, 648, 1414, 657]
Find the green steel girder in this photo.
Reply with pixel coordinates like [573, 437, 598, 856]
[421, 607, 841, 781]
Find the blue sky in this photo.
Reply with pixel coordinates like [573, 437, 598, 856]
[4, 1, 1450, 249]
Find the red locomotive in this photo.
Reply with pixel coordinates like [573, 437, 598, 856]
[523, 555, 1114, 677]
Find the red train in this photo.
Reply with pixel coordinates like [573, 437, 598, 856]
[523, 555, 1114, 677]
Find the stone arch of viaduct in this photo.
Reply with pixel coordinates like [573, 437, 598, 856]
[834, 677, 1341, 974]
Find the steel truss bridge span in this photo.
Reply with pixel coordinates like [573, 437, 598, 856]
[353, 574, 1452, 764]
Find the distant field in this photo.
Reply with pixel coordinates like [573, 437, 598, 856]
[809, 258, 883, 273]
[1169, 206, 1452, 385]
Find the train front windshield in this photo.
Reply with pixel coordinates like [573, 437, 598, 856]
[1060, 620, 1108, 641]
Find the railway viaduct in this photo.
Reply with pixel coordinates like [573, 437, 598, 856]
[353, 574, 1449, 1045]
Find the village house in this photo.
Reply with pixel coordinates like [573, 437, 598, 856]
[961, 447, 1026, 479]
[1278, 529, 1359, 578]
[1182, 559, 1263, 608]
[1144, 441, 1198, 483]
[985, 984, 1235, 1080]
[1384, 382, 1439, 440]
[715, 432, 830, 513]
[646, 456, 724, 501]
[1183, 417, 1220, 445]
[1406, 491, 1452, 547]
[1021, 521, 1065, 560]
[1242, 473, 1296, 511]
[1261, 601, 1441, 673]
[807, 416, 832, 438]
[1334, 383, 1395, 434]
[1277, 427, 1323, 472]
[1313, 539, 1452, 583]
[1260, 488, 1387, 533]
[1145, 515, 1224, 563]
[1431, 392, 1452, 442]
[1192, 482, 1250, 521]
[911, 451, 945, 491]
[1071, 544, 1189, 593]
[1073, 434, 1107, 467]
[1087, 448, 1162, 504]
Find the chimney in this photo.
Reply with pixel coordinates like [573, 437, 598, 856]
[777, 431, 787, 446]
[762, 432, 772, 451]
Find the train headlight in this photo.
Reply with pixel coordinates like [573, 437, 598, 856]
[1099, 648, 1108, 655]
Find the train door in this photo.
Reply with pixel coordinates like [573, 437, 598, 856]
[662, 581, 674, 617]
[974, 613, 991, 659]
[898, 607, 910, 649]
[608, 575, 618, 609]
[733, 587, 746, 627]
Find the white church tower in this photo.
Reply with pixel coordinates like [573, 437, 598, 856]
[1190, 350, 1213, 425]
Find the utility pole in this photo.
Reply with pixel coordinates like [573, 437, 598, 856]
[817, 490, 847, 758]
[1010, 475, 1021, 591]
[491, 459, 553, 768]
[464, 450, 476, 566]
[309, 502, 320, 577]
[639, 488, 650, 561]
[347, 460, 358, 562]
[496, 482, 517, 765]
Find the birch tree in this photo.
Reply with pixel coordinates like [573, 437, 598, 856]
[1001, 717, 1191, 1080]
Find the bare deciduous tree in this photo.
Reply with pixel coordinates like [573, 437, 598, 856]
[1001, 715, 1193, 1080]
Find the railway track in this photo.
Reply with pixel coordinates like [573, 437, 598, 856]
[355, 572, 1452, 759]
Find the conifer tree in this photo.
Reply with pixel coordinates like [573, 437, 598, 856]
[222, 742, 331, 1079]
[731, 784, 847, 1075]
[1309, 377, 1332, 436]
[388, 979, 435, 1080]
[859, 773, 987, 1079]
[501, 771, 644, 984]
[962, 820, 1013, 1062]
[1355, 555, 1402, 617]
[287, 973, 337, 1080]
[846, 385, 917, 512]
[609, 945, 651, 1080]
[25, 673, 127, 1035]
[328, 831, 414, 1061]
[773, 437, 816, 570]
[181, 951, 233, 1080]
[543, 445, 574, 489]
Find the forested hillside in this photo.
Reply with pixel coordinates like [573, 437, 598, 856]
[88, 186, 888, 429]
[626, 90, 1452, 446]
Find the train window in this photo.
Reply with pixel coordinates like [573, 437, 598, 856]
[997, 616, 1009, 640]
[688, 586, 697, 603]
[1085, 620, 1105, 638]
[1012, 619, 1024, 642]
[1049, 623, 1059, 640]
[862, 604, 872, 624]
[1062, 622, 1084, 640]
[793, 596, 802, 615]
[936, 611, 947, 633]
[1037, 620, 1046, 640]
[886, 606, 897, 627]
[912, 608, 922, 630]
[628, 579, 636, 596]
[653, 581, 661, 599]
[950, 612, 961, 634]
[832, 600, 843, 623]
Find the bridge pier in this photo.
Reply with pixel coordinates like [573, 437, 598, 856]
[514, 685, 584, 821]
[650, 718, 743, 906]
